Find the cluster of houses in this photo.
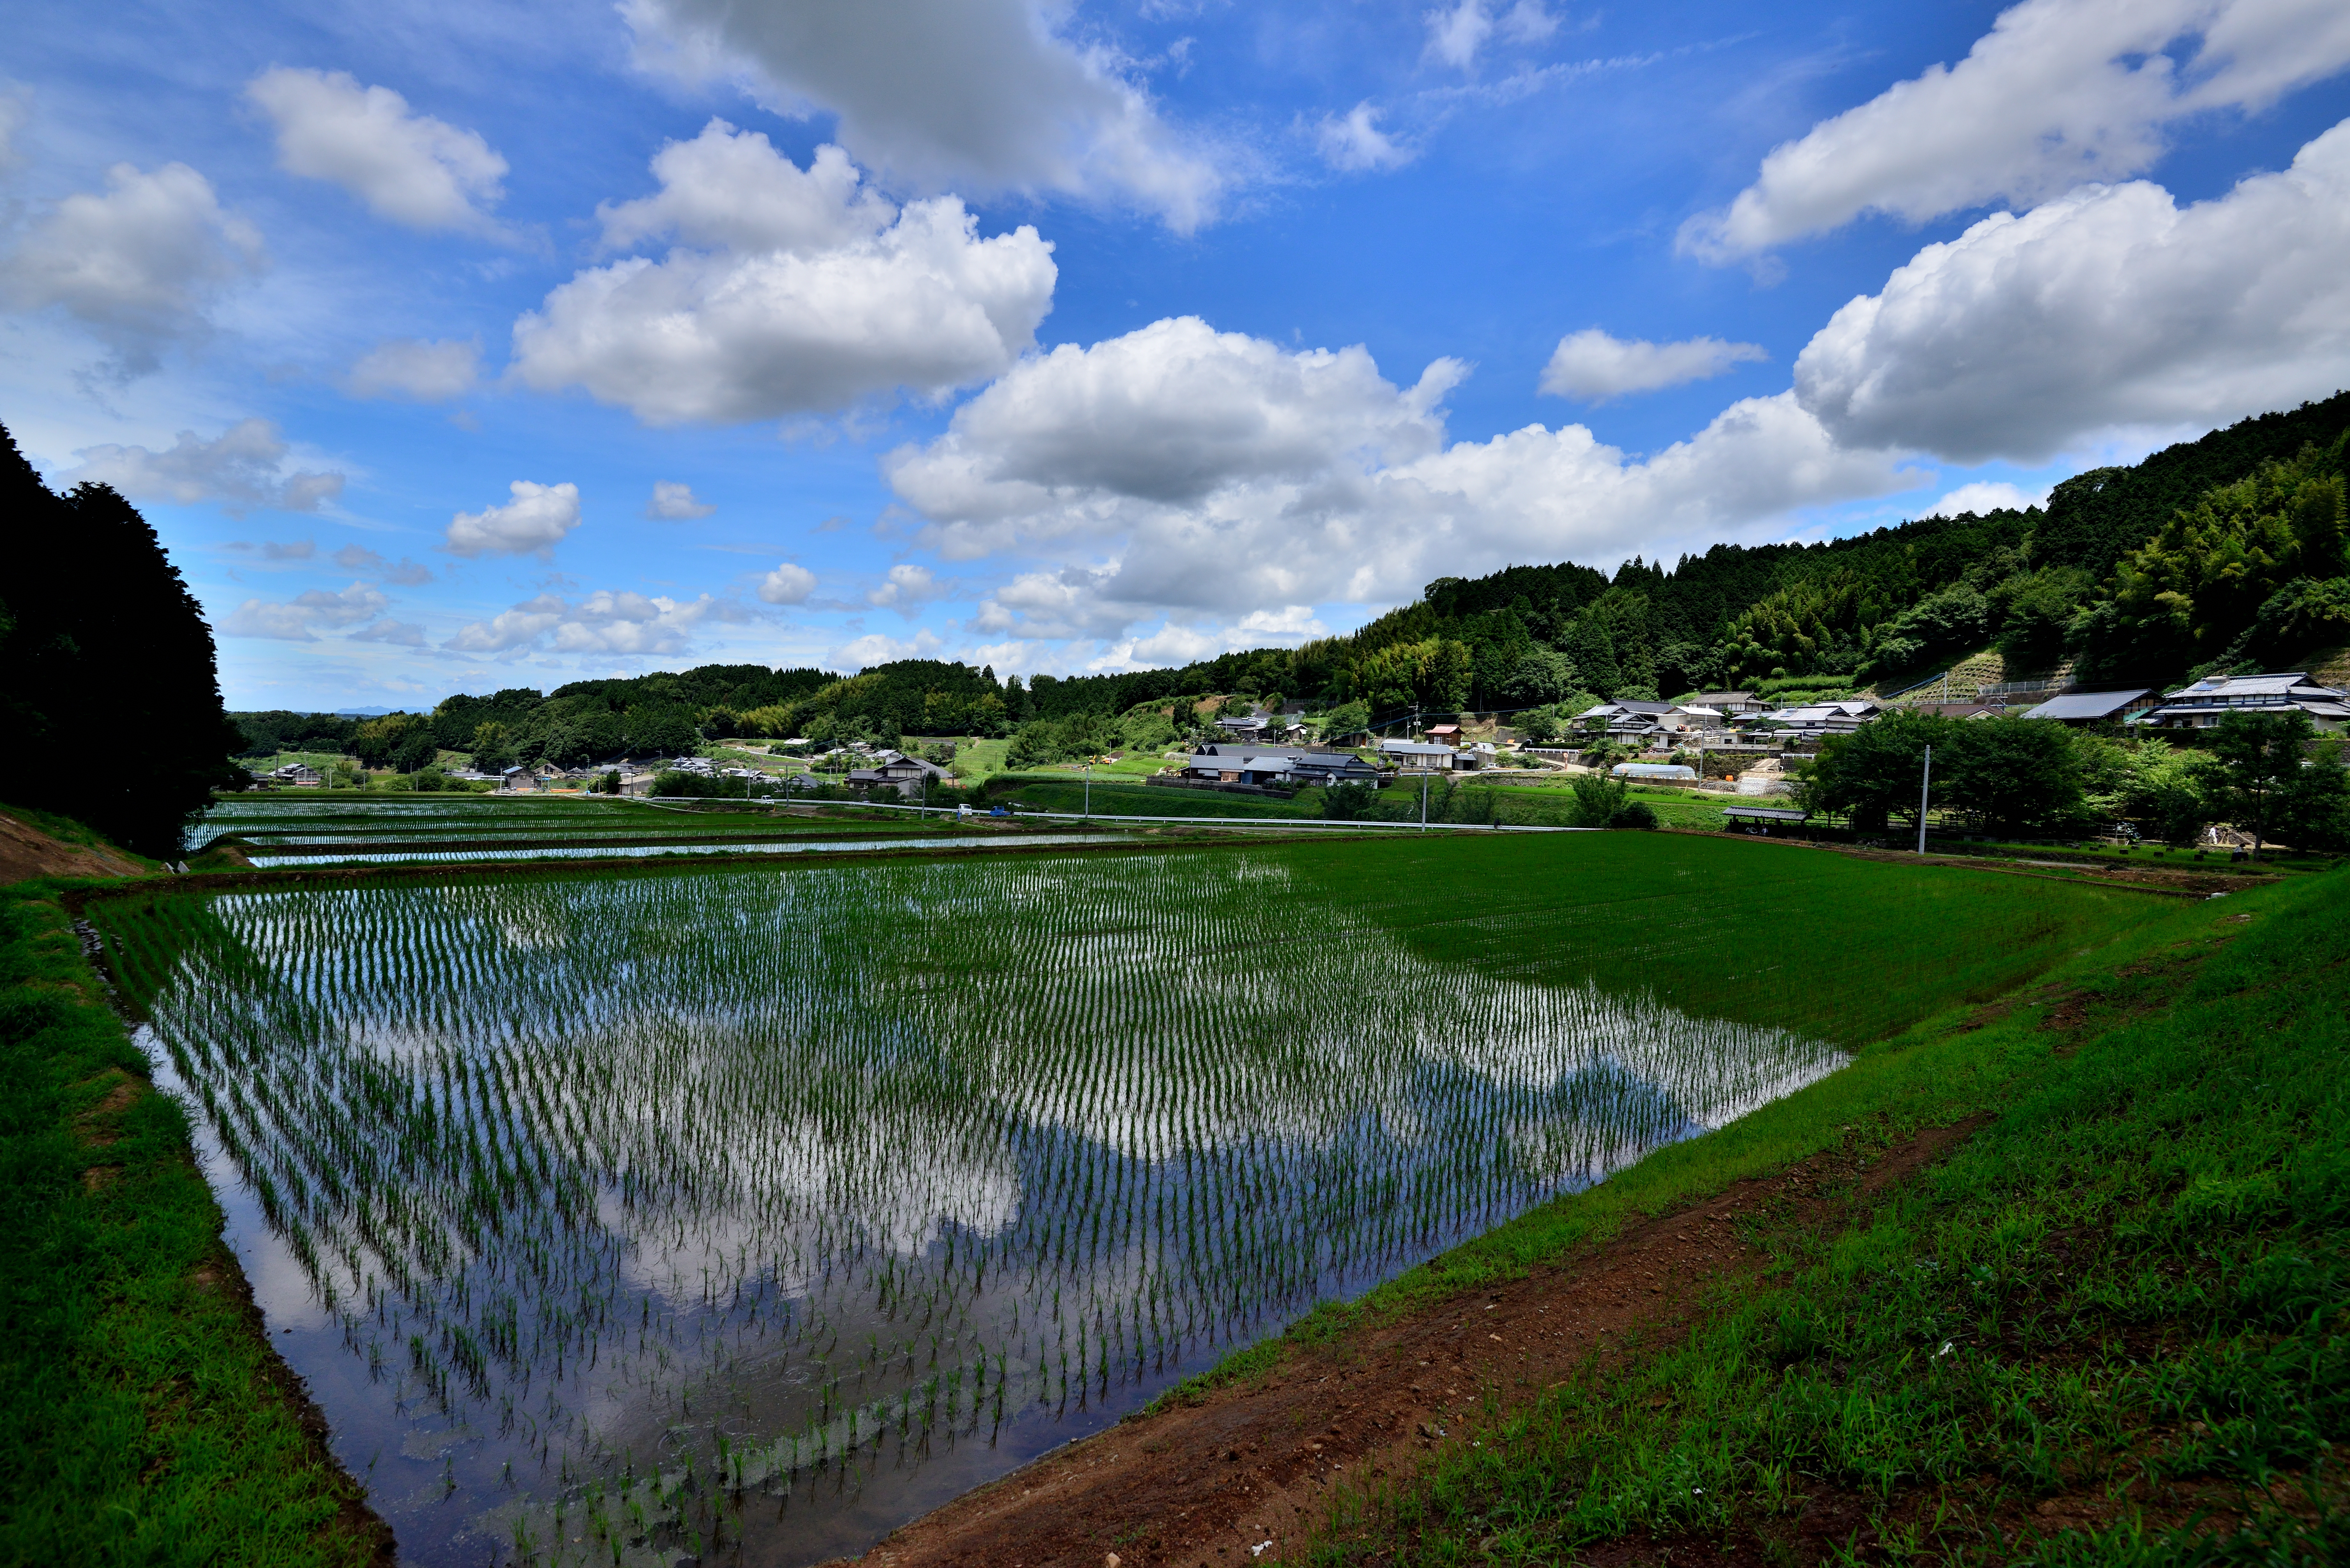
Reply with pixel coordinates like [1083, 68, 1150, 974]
[1166, 669, 2348, 795]
[1564, 671, 2349, 751]
[1179, 744, 1392, 788]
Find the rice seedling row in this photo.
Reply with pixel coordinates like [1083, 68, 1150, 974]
[238, 833, 1127, 870]
[92, 836, 2152, 1566]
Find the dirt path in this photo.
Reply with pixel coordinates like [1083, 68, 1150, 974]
[836, 1120, 1984, 1568]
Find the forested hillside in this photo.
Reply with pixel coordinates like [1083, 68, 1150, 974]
[239, 392, 2349, 765]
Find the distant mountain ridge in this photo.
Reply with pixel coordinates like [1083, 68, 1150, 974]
[237, 391, 2349, 761]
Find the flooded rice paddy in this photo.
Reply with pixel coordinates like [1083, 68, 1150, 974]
[189, 795, 1013, 869]
[96, 851, 1846, 1566]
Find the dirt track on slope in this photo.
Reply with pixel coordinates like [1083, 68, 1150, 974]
[833, 1120, 1985, 1568]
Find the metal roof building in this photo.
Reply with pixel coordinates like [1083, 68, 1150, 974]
[2019, 688, 2151, 724]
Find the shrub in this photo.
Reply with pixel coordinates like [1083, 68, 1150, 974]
[652, 771, 748, 799]
[1322, 781, 1377, 820]
[1570, 772, 1628, 828]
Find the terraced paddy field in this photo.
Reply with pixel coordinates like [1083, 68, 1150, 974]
[84, 834, 2164, 1567]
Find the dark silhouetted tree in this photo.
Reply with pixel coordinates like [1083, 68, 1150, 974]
[0, 422, 244, 855]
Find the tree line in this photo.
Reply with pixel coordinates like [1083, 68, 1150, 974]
[1801, 709, 2347, 852]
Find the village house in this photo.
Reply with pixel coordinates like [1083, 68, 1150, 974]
[1376, 738, 1460, 770]
[1181, 746, 1387, 788]
[847, 750, 954, 794]
[2129, 672, 2350, 732]
[1756, 699, 1883, 738]
[1684, 690, 1766, 716]
[1283, 750, 1387, 788]
[1573, 700, 1729, 745]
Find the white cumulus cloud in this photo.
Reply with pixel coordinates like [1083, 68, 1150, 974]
[220, 581, 390, 641]
[1086, 608, 1332, 673]
[1793, 118, 2350, 463]
[1315, 103, 1414, 173]
[1539, 329, 1769, 402]
[67, 419, 343, 515]
[597, 127, 895, 255]
[888, 316, 1913, 642]
[0, 162, 263, 369]
[510, 120, 1057, 425]
[834, 628, 944, 669]
[1683, 0, 2350, 260]
[445, 480, 582, 559]
[622, 0, 1222, 230]
[246, 67, 507, 232]
[868, 562, 945, 612]
[345, 337, 481, 400]
[1923, 481, 2051, 518]
[757, 562, 818, 605]
[443, 588, 748, 656]
[644, 480, 715, 520]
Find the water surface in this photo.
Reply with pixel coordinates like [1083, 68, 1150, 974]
[112, 852, 1844, 1566]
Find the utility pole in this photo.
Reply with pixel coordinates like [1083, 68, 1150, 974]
[1084, 758, 1092, 820]
[1916, 743, 1933, 855]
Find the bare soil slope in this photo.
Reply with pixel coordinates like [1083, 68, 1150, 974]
[0, 807, 147, 882]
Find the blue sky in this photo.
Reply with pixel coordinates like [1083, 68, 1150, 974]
[5, 0, 2348, 711]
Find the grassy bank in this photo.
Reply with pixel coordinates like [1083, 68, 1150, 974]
[1283, 831, 2161, 1045]
[0, 871, 384, 1567]
[1291, 867, 2348, 1563]
[989, 772, 1319, 818]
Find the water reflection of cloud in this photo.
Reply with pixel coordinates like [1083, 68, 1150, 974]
[145, 849, 1848, 1563]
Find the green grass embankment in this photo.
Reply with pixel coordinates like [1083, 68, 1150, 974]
[1287, 831, 2160, 1044]
[1285, 868, 2347, 1563]
[0, 871, 384, 1566]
